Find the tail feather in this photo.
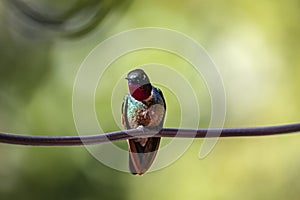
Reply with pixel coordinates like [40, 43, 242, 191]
[128, 137, 160, 175]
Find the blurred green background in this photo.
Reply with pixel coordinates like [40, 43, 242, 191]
[1, 0, 300, 199]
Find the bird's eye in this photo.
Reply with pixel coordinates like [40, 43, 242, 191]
[130, 78, 139, 84]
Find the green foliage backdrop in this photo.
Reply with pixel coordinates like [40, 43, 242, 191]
[0, 0, 300, 199]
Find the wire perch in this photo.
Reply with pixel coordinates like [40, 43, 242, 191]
[0, 123, 300, 146]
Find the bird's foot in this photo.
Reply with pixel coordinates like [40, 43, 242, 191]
[136, 125, 160, 138]
[136, 125, 149, 137]
[134, 126, 147, 146]
[136, 125, 145, 133]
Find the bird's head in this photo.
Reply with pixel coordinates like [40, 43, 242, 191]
[126, 69, 152, 101]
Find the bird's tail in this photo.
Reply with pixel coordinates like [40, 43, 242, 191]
[128, 137, 160, 175]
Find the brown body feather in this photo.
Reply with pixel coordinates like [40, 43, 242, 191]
[122, 88, 166, 175]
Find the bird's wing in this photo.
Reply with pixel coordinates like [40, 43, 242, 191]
[121, 94, 146, 174]
[158, 88, 166, 110]
[121, 94, 130, 129]
[157, 88, 166, 128]
[123, 91, 165, 175]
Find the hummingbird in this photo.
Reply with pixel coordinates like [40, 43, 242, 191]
[122, 69, 166, 175]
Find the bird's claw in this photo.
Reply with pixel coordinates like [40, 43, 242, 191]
[136, 125, 145, 134]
